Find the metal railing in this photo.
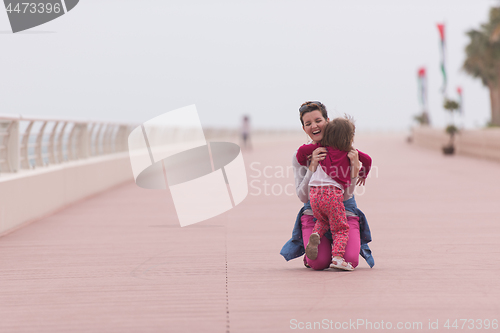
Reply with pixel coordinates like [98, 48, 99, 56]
[0, 114, 301, 175]
[0, 114, 135, 174]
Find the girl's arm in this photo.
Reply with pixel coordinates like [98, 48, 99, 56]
[308, 147, 327, 173]
[357, 150, 372, 178]
[294, 145, 327, 203]
[356, 150, 372, 186]
[296, 144, 318, 166]
[343, 149, 360, 200]
[348, 149, 360, 179]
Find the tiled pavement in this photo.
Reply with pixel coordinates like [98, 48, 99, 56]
[1, 133, 499, 332]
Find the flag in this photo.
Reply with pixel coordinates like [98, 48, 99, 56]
[437, 23, 447, 94]
[457, 86, 463, 114]
[417, 67, 427, 109]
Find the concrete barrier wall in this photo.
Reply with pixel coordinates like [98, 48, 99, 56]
[456, 129, 500, 162]
[412, 126, 500, 162]
[0, 153, 134, 236]
[0, 124, 246, 236]
[412, 126, 450, 151]
[0, 129, 304, 236]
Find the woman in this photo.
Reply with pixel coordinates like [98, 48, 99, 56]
[280, 101, 374, 270]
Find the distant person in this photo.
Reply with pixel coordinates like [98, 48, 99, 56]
[295, 116, 372, 270]
[240, 115, 252, 150]
[280, 101, 374, 271]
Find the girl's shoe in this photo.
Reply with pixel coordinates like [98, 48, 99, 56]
[331, 257, 354, 271]
[305, 233, 321, 260]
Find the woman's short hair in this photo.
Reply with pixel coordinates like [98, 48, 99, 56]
[321, 115, 356, 152]
[299, 101, 328, 125]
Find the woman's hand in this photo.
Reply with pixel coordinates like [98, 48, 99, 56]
[348, 148, 360, 179]
[356, 177, 366, 186]
[308, 147, 327, 172]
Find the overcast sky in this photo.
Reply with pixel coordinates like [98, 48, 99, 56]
[1, 0, 498, 131]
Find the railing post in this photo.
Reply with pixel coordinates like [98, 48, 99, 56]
[103, 124, 113, 154]
[47, 122, 59, 164]
[7, 120, 20, 172]
[118, 125, 130, 152]
[94, 124, 104, 155]
[87, 123, 96, 156]
[35, 121, 47, 167]
[67, 123, 78, 161]
[77, 123, 89, 159]
[20, 121, 34, 169]
[57, 122, 68, 163]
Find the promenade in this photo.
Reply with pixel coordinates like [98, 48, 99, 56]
[1, 133, 499, 332]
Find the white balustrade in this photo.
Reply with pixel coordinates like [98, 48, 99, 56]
[0, 113, 299, 176]
[0, 114, 136, 174]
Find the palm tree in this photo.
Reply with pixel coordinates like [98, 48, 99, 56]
[463, 7, 500, 126]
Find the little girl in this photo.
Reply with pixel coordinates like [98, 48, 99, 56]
[296, 116, 372, 270]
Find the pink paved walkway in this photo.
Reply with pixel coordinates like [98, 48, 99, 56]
[1, 134, 500, 332]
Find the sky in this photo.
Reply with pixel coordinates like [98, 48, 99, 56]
[1, 0, 498, 131]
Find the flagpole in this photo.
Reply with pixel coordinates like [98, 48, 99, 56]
[417, 67, 430, 125]
[437, 23, 447, 98]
